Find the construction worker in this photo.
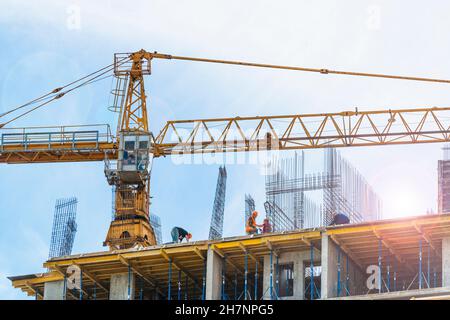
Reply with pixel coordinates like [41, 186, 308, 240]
[262, 218, 272, 233]
[246, 211, 263, 235]
[171, 227, 192, 243]
[330, 213, 350, 225]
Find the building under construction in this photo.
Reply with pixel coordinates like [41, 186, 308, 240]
[3, 50, 450, 300]
[9, 213, 450, 300]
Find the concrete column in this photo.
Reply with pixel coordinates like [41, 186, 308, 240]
[109, 272, 136, 300]
[44, 280, 65, 300]
[442, 237, 450, 287]
[321, 234, 338, 299]
[205, 248, 223, 300]
[262, 251, 310, 300]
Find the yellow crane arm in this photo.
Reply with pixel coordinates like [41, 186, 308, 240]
[152, 106, 450, 156]
[3, 106, 450, 163]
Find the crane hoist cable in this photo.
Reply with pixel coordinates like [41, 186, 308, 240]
[0, 56, 129, 127]
[149, 52, 450, 84]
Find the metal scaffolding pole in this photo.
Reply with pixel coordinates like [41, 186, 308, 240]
[79, 269, 83, 300]
[202, 259, 206, 301]
[127, 265, 132, 300]
[254, 260, 258, 300]
[234, 272, 238, 300]
[276, 255, 280, 298]
[387, 254, 390, 292]
[222, 256, 227, 300]
[337, 246, 341, 297]
[63, 275, 67, 300]
[310, 243, 314, 300]
[270, 250, 274, 300]
[178, 269, 182, 300]
[427, 245, 430, 288]
[244, 253, 248, 300]
[378, 239, 382, 294]
[434, 268, 437, 288]
[185, 274, 188, 300]
[168, 258, 172, 301]
[346, 255, 349, 296]
[394, 259, 397, 292]
[139, 277, 143, 300]
[419, 239, 423, 290]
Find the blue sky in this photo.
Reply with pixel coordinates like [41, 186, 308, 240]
[1, 0, 450, 299]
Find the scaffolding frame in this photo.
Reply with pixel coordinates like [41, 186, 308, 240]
[48, 197, 78, 259]
[244, 194, 256, 225]
[150, 213, 163, 245]
[209, 166, 227, 240]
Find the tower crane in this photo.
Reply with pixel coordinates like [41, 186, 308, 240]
[2, 49, 450, 250]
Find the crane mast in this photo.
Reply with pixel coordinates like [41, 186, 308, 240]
[104, 50, 155, 249]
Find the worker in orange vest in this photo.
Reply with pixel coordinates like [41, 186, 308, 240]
[246, 211, 263, 235]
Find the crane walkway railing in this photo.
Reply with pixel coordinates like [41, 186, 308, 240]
[0, 124, 114, 152]
[0, 124, 117, 164]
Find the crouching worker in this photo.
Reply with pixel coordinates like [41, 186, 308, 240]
[171, 227, 192, 243]
[246, 211, 263, 235]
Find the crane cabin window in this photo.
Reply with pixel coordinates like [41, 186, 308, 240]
[139, 140, 148, 150]
[125, 141, 135, 151]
